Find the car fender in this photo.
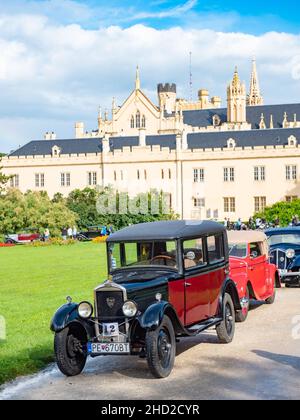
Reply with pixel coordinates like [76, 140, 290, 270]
[219, 278, 242, 316]
[50, 303, 79, 332]
[138, 301, 185, 334]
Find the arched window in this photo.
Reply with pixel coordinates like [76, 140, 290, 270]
[142, 115, 146, 128]
[136, 111, 141, 128]
[130, 115, 135, 128]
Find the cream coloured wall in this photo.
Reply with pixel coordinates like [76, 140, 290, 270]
[4, 140, 300, 222]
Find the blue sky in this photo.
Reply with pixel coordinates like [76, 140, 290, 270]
[0, 0, 299, 152]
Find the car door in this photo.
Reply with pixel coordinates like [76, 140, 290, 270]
[184, 237, 210, 326]
[248, 242, 267, 299]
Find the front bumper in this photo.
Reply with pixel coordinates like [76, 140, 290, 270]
[279, 270, 300, 285]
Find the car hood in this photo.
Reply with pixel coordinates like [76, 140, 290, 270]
[229, 257, 247, 270]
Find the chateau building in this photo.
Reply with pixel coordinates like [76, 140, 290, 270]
[3, 59, 300, 221]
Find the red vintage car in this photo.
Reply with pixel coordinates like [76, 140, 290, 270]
[5, 231, 41, 244]
[228, 231, 280, 322]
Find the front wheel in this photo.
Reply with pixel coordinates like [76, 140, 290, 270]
[216, 293, 235, 344]
[146, 315, 176, 378]
[54, 324, 88, 377]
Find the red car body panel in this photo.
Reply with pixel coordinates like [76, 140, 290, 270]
[230, 244, 277, 302]
[18, 233, 40, 242]
[168, 279, 185, 325]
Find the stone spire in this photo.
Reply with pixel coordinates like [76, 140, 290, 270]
[227, 66, 247, 123]
[247, 58, 264, 106]
[135, 65, 141, 90]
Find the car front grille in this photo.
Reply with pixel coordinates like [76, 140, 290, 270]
[96, 290, 124, 321]
[270, 249, 288, 269]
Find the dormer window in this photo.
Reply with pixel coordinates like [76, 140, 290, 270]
[288, 135, 297, 147]
[213, 115, 221, 127]
[227, 138, 236, 149]
[52, 145, 61, 157]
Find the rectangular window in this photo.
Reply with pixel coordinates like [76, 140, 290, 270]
[183, 238, 206, 270]
[224, 167, 235, 182]
[10, 175, 19, 188]
[193, 198, 205, 208]
[224, 197, 236, 213]
[254, 197, 267, 213]
[286, 196, 298, 202]
[207, 235, 225, 264]
[35, 173, 45, 188]
[286, 165, 297, 180]
[88, 172, 97, 186]
[61, 173, 71, 187]
[193, 168, 204, 183]
[254, 166, 266, 181]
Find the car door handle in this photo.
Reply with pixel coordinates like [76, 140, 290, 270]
[185, 282, 192, 287]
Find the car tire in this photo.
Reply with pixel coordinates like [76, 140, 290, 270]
[265, 278, 276, 304]
[146, 315, 176, 379]
[235, 286, 250, 323]
[216, 293, 235, 344]
[54, 324, 87, 377]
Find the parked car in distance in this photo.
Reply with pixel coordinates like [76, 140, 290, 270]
[266, 227, 300, 287]
[76, 226, 108, 241]
[5, 230, 41, 244]
[228, 231, 280, 322]
[51, 220, 242, 379]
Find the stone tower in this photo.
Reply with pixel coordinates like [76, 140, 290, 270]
[227, 67, 247, 124]
[157, 83, 177, 114]
[247, 58, 264, 106]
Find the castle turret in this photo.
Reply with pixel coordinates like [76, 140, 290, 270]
[227, 67, 247, 124]
[157, 83, 177, 114]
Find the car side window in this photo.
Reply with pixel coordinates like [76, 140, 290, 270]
[207, 235, 225, 264]
[250, 242, 262, 258]
[183, 238, 206, 270]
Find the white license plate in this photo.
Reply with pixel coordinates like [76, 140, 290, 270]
[89, 342, 130, 354]
[103, 323, 119, 337]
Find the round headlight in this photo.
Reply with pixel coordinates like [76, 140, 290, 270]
[286, 249, 295, 259]
[78, 301, 93, 319]
[122, 300, 138, 317]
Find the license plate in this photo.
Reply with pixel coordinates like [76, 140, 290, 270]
[88, 342, 130, 354]
[103, 323, 119, 337]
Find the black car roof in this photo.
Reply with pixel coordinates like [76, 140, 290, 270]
[107, 220, 225, 243]
[265, 227, 300, 236]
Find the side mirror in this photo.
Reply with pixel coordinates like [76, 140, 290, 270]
[250, 251, 258, 259]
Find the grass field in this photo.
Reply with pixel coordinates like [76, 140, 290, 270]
[0, 242, 107, 385]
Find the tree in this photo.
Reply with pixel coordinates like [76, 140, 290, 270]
[254, 199, 300, 226]
[0, 190, 78, 237]
[0, 157, 10, 192]
[66, 188, 178, 231]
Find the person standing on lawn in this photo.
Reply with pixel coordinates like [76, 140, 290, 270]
[67, 227, 73, 239]
[61, 227, 67, 240]
[44, 228, 50, 241]
[72, 226, 77, 240]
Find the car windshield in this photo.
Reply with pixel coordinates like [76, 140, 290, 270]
[229, 243, 248, 258]
[108, 241, 178, 271]
[268, 234, 300, 246]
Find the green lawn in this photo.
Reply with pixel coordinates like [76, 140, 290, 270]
[0, 242, 107, 385]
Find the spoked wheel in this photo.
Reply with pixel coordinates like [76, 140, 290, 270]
[146, 315, 176, 378]
[216, 293, 235, 344]
[54, 324, 88, 377]
[235, 286, 250, 323]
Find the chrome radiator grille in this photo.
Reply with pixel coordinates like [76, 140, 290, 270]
[270, 249, 288, 270]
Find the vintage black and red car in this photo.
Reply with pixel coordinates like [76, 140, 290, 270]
[228, 231, 280, 322]
[51, 220, 242, 378]
[5, 230, 41, 244]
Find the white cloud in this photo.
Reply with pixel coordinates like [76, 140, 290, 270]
[0, 14, 300, 152]
[129, 0, 198, 20]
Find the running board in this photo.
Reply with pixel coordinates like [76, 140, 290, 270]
[183, 318, 223, 337]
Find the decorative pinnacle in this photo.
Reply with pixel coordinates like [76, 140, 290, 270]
[135, 65, 141, 90]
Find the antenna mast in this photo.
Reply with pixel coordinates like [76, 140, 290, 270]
[189, 51, 193, 102]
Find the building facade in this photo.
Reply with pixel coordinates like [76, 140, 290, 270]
[3, 60, 300, 221]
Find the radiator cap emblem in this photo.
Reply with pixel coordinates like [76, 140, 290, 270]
[106, 297, 116, 308]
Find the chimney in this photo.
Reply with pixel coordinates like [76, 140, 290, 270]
[75, 122, 85, 138]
